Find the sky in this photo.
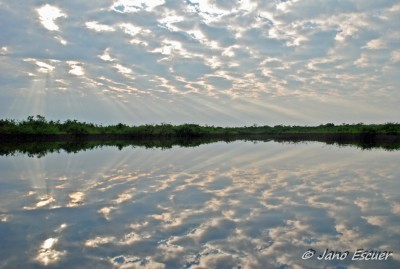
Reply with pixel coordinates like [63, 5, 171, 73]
[0, 0, 399, 126]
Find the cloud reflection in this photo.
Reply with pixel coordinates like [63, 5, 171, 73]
[67, 192, 85, 207]
[35, 238, 66, 266]
[0, 142, 399, 268]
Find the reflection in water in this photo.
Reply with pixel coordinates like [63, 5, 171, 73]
[0, 141, 399, 268]
[36, 237, 66, 266]
[0, 135, 399, 159]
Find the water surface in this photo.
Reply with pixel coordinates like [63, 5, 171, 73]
[0, 141, 399, 268]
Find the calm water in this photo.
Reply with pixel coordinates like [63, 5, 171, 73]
[0, 141, 399, 269]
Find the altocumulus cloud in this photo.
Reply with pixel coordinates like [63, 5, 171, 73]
[0, 0, 399, 125]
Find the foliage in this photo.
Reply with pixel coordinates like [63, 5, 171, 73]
[0, 116, 399, 136]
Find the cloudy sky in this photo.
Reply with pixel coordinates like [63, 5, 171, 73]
[0, 0, 399, 126]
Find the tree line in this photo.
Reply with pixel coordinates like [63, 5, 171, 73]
[0, 115, 399, 137]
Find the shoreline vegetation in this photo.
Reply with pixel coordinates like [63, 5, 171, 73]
[1, 115, 399, 137]
[1, 116, 399, 156]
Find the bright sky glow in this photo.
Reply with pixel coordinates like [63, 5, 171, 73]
[0, 1, 399, 125]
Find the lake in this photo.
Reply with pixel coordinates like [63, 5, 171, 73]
[0, 141, 399, 269]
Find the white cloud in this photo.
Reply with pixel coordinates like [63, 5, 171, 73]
[23, 59, 57, 73]
[391, 50, 400, 63]
[67, 61, 85, 76]
[363, 38, 386, 50]
[335, 23, 360, 43]
[152, 40, 187, 57]
[114, 64, 132, 74]
[36, 4, 67, 31]
[275, 0, 297, 12]
[221, 45, 238, 57]
[119, 23, 141, 36]
[0, 46, 9, 55]
[55, 36, 68, 45]
[99, 48, 116, 62]
[85, 21, 115, 32]
[129, 38, 149, 47]
[354, 53, 369, 67]
[111, 0, 165, 13]
[158, 14, 185, 32]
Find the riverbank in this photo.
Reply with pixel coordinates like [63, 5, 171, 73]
[1, 117, 399, 156]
